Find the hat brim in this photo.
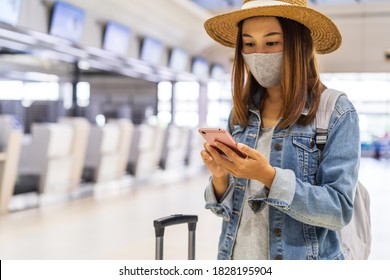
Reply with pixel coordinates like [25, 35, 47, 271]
[204, 5, 342, 54]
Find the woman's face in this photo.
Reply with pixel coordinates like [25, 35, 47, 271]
[241, 17, 284, 54]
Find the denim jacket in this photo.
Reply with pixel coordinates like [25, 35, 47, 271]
[205, 91, 360, 260]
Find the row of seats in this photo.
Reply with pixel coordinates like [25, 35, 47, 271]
[0, 115, 205, 214]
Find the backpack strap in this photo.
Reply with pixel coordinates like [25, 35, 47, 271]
[316, 89, 345, 151]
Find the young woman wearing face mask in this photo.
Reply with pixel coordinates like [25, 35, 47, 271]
[200, 0, 360, 260]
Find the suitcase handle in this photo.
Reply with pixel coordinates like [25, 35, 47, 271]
[153, 214, 198, 260]
[154, 214, 198, 237]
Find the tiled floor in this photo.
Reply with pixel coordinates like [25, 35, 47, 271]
[0, 158, 389, 260]
[358, 157, 390, 260]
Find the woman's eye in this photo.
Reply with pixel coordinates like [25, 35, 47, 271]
[244, 42, 255, 47]
[266, 41, 279, 46]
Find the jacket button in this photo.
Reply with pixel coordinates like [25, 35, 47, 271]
[275, 255, 283, 260]
[273, 228, 282, 237]
[251, 201, 261, 211]
[274, 143, 282, 151]
[309, 139, 315, 149]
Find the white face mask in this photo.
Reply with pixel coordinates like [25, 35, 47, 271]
[242, 52, 283, 88]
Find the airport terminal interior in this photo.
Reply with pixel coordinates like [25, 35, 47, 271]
[0, 0, 389, 260]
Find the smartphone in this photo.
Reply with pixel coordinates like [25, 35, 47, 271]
[198, 128, 246, 159]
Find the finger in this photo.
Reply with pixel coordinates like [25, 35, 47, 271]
[236, 143, 258, 159]
[200, 149, 212, 162]
[205, 143, 223, 159]
[204, 142, 216, 154]
[209, 143, 237, 169]
[213, 141, 243, 161]
[203, 146, 233, 174]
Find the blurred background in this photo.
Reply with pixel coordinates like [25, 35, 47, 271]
[0, 0, 389, 260]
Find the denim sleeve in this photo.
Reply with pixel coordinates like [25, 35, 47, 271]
[265, 96, 360, 230]
[204, 111, 237, 221]
[204, 174, 237, 221]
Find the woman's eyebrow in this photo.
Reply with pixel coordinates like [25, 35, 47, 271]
[264, 32, 282, 37]
[242, 32, 282, 38]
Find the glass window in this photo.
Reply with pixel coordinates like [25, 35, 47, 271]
[0, 81, 60, 101]
[157, 81, 173, 126]
[207, 81, 232, 127]
[76, 82, 90, 107]
[174, 82, 200, 127]
[175, 82, 199, 100]
[0, 81, 24, 100]
[158, 82, 172, 101]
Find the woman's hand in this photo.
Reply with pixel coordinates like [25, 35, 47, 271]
[200, 142, 229, 178]
[210, 142, 276, 188]
[201, 142, 232, 200]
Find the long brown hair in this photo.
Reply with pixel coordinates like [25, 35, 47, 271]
[231, 17, 324, 128]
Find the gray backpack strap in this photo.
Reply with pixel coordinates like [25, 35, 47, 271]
[316, 89, 345, 150]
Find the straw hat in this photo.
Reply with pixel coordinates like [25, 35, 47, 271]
[204, 0, 342, 54]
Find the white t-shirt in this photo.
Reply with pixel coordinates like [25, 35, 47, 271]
[232, 125, 275, 260]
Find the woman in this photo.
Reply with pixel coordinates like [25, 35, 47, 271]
[200, 0, 360, 260]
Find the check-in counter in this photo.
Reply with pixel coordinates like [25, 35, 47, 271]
[108, 119, 134, 178]
[186, 127, 205, 169]
[16, 122, 74, 194]
[59, 117, 91, 191]
[83, 123, 122, 183]
[159, 125, 190, 170]
[127, 124, 165, 179]
[0, 115, 22, 214]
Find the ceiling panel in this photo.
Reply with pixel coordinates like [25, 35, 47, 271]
[312, 0, 388, 4]
[191, 0, 390, 11]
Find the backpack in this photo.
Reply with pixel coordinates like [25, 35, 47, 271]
[316, 88, 372, 260]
